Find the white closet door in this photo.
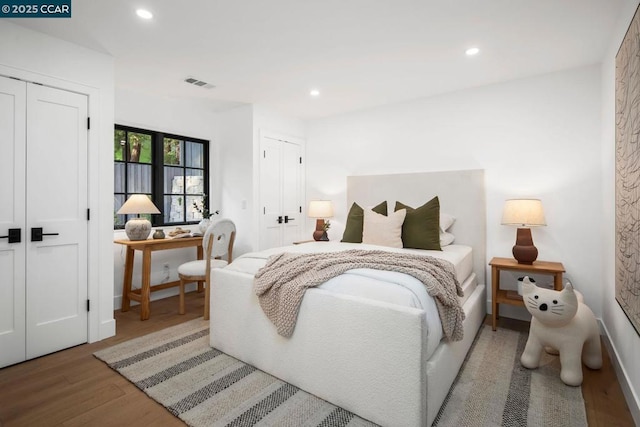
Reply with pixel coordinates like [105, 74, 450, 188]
[0, 76, 27, 367]
[259, 134, 304, 250]
[25, 83, 88, 359]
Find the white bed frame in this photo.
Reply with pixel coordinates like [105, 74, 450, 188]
[210, 169, 486, 426]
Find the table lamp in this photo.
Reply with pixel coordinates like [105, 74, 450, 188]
[501, 198, 546, 264]
[308, 200, 334, 241]
[117, 194, 161, 240]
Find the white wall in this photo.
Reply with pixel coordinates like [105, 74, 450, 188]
[113, 88, 221, 307]
[216, 104, 255, 256]
[0, 21, 115, 341]
[601, 0, 640, 423]
[307, 65, 603, 316]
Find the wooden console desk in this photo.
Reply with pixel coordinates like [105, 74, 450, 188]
[115, 237, 203, 320]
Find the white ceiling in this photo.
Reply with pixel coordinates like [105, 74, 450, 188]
[14, 0, 626, 119]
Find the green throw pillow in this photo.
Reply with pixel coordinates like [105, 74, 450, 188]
[395, 197, 441, 250]
[341, 201, 387, 243]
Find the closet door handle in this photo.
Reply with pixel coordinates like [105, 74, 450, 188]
[284, 216, 295, 223]
[0, 228, 21, 243]
[277, 216, 283, 224]
[31, 227, 60, 242]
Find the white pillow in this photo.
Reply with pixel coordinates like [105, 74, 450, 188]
[440, 213, 456, 232]
[440, 231, 455, 247]
[362, 208, 406, 248]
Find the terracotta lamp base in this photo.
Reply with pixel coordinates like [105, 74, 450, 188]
[313, 219, 329, 241]
[512, 227, 538, 264]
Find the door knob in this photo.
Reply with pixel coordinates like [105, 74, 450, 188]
[31, 227, 60, 242]
[284, 216, 295, 223]
[0, 228, 21, 243]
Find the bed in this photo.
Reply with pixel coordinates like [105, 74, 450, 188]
[210, 169, 486, 426]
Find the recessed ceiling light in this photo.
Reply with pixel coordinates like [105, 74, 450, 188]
[310, 89, 320, 97]
[136, 9, 153, 20]
[465, 47, 480, 56]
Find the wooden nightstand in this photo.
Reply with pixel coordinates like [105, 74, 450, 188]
[489, 257, 565, 331]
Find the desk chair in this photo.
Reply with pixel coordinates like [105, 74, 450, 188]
[178, 219, 236, 319]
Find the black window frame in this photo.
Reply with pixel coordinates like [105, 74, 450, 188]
[114, 124, 210, 229]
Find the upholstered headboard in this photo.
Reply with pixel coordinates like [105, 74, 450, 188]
[347, 169, 486, 285]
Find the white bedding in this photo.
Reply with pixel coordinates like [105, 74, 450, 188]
[226, 241, 473, 359]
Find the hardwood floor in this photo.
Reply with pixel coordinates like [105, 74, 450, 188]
[493, 317, 635, 427]
[0, 297, 635, 426]
[0, 294, 203, 427]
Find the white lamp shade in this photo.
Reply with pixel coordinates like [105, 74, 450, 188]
[117, 194, 161, 215]
[308, 200, 334, 218]
[501, 199, 546, 227]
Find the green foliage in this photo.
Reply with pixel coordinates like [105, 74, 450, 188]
[129, 133, 152, 163]
[114, 129, 125, 161]
[164, 138, 182, 165]
[114, 129, 152, 163]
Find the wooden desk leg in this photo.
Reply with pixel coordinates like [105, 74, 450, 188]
[140, 248, 152, 321]
[492, 265, 499, 331]
[554, 273, 563, 291]
[121, 247, 135, 312]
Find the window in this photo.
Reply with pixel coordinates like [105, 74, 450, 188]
[114, 125, 209, 228]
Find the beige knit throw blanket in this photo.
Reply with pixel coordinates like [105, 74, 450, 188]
[254, 249, 465, 341]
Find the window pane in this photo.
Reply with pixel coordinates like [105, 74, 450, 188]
[128, 132, 152, 164]
[164, 167, 184, 194]
[186, 195, 201, 221]
[114, 129, 126, 161]
[139, 213, 153, 223]
[186, 170, 204, 194]
[164, 138, 183, 166]
[127, 163, 152, 193]
[114, 163, 125, 193]
[114, 194, 125, 227]
[165, 195, 185, 223]
[185, 141, 204, 168]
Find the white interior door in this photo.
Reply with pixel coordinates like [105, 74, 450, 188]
[260, 137, 283, 250]
[0, 76, 27, 367]
[259, 134, 304, 250]
[281, 141, 302, 245]
[25, 83, 88, 359]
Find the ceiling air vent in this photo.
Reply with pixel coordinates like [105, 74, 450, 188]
[184, 77, 215, 89]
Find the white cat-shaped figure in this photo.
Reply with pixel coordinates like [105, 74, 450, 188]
[520, 277, 602, 386]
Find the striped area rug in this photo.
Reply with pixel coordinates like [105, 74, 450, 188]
[433, 325, 588, 427]
[94, 319, 375, 427]
[95, 320, 587, 427]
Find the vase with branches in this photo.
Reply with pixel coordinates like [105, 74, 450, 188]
[192, 194, 219, 219]
[193, 194, 219, 233]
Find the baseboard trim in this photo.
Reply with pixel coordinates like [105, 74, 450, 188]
[96, 319, 116, 342]
[599, 319, 640, 426]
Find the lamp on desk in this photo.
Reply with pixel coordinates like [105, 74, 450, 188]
[308, 200, 334, 241]
[117, 194, 161, 241]
[501, 198, 546, 264]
